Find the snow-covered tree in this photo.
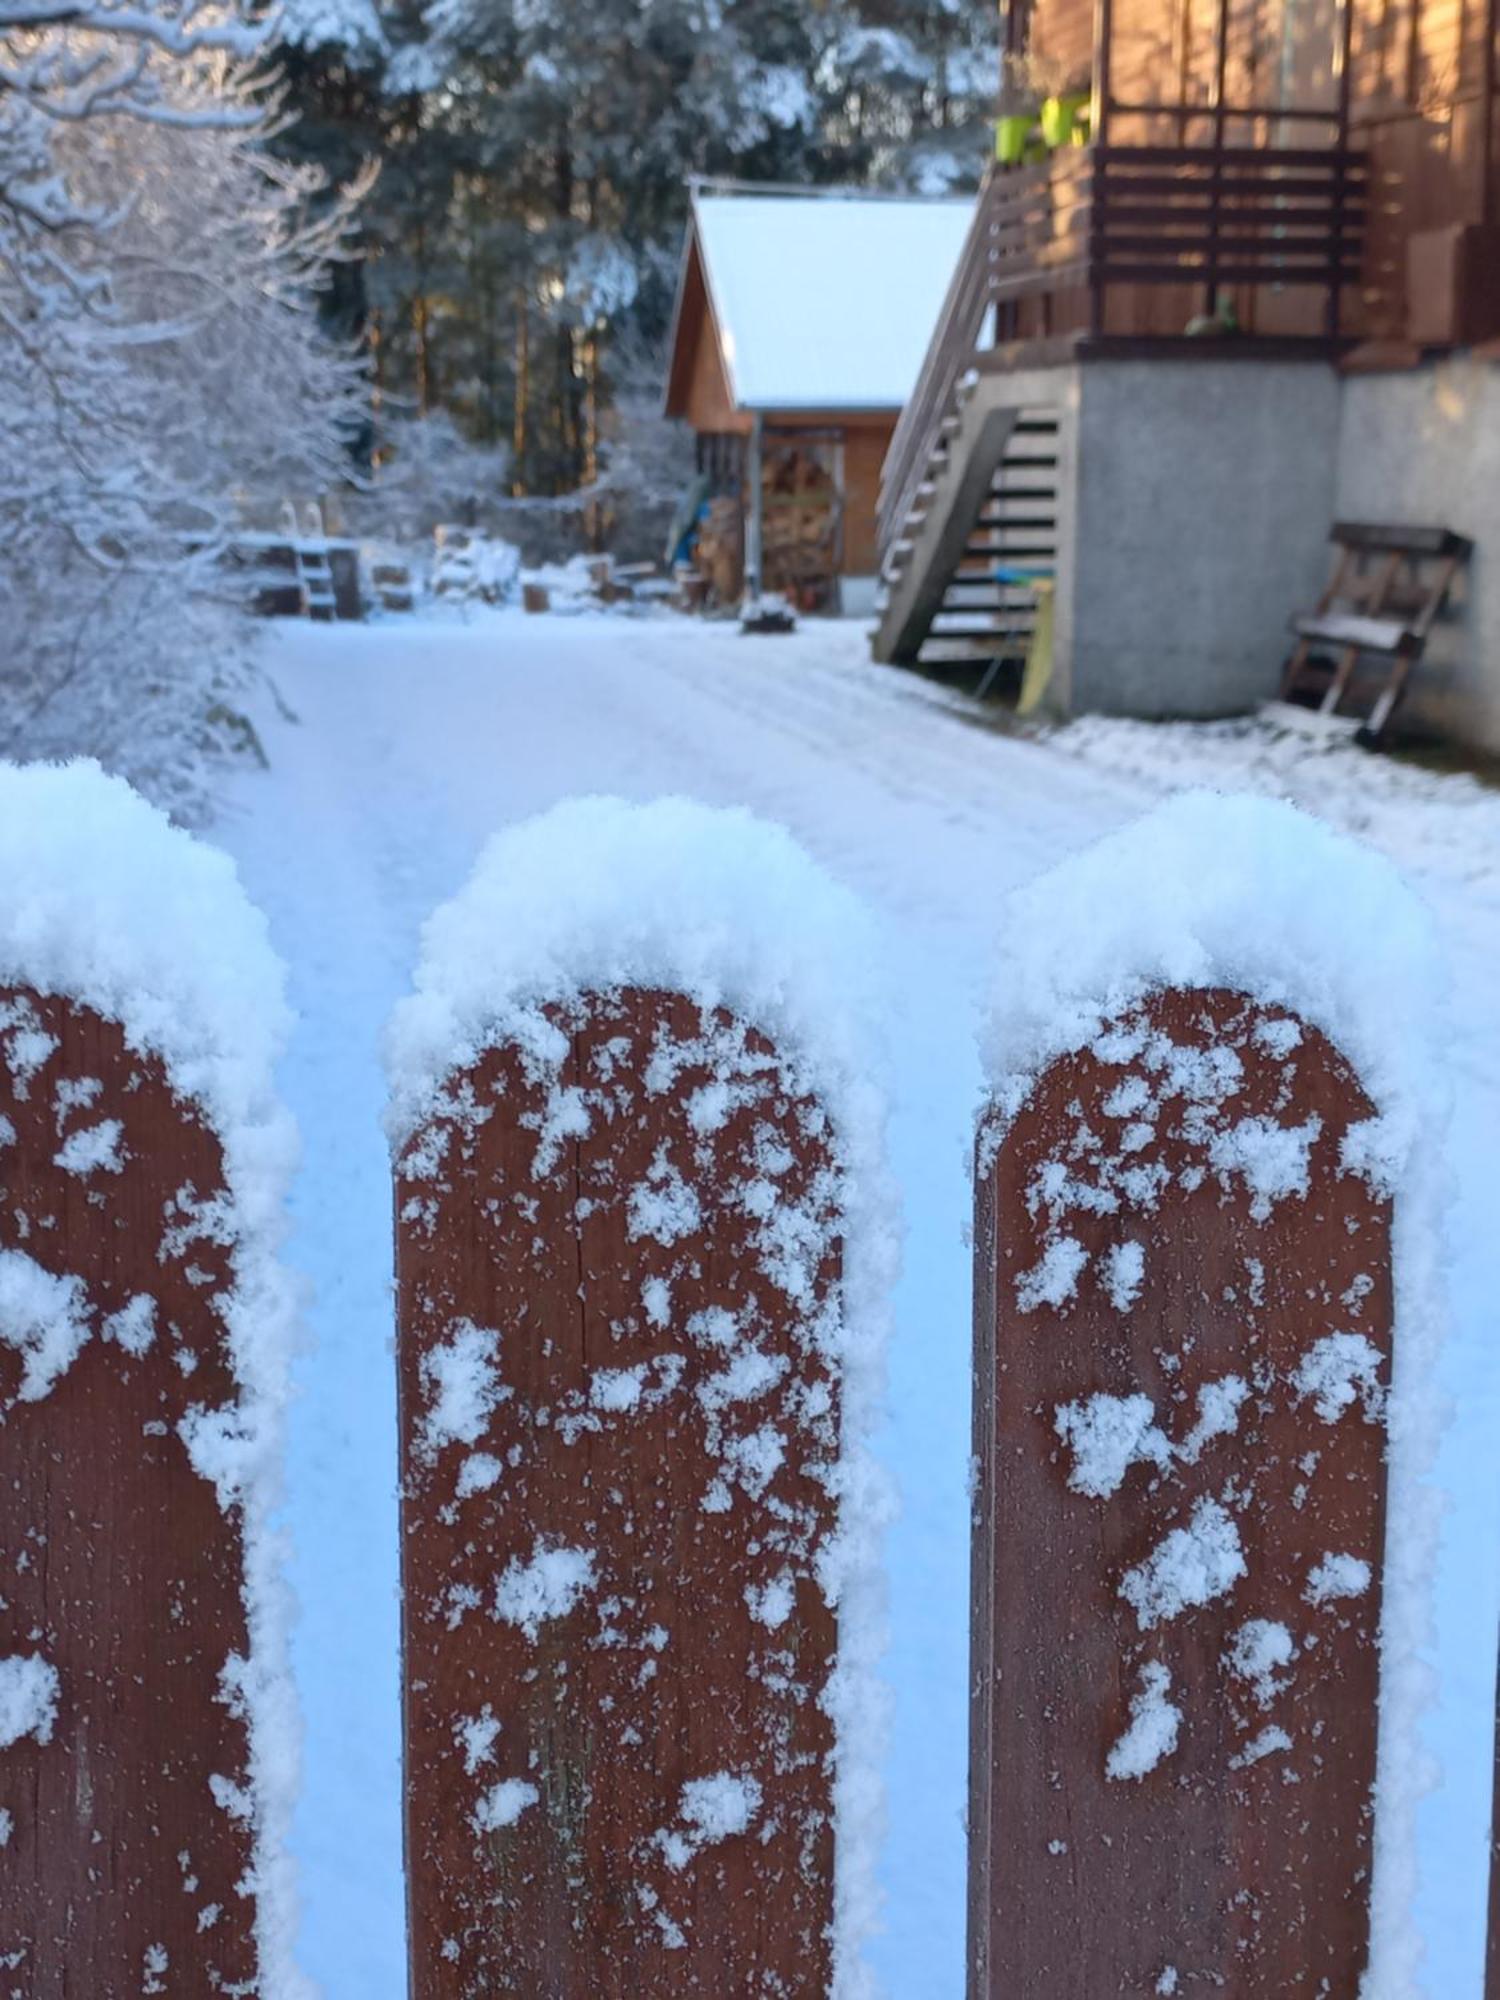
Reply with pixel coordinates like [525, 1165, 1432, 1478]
[0, 0, 368, 817]
[266, 0, 998, 512]
[822, 0, 1000, 191]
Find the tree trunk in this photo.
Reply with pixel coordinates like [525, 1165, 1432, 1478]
[513, 289, 529, 497]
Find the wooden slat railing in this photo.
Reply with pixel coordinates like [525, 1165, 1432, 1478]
[879, 139, 1366, 571]
[878, 166, 1007, 560]
[1089, 145, 1366, 295]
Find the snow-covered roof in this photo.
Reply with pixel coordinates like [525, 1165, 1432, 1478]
[681, 188, 975, 413]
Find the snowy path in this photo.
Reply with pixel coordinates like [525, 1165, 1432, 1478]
[216, 611, 1500, 1997]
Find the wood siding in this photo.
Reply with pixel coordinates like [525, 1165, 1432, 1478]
[678, 282, 751, 438]
[843, 420, 899, 574]
[1017, 0, 1499, 339]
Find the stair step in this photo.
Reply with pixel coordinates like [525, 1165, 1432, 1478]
[930, 619, 1037, 639]
[919, 638, 1027, 663]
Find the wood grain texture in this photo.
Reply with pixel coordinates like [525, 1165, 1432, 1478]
[397, 989, 844, 1997]
[0, 990, 256, 1997]
[970, 988, 1393, 1999]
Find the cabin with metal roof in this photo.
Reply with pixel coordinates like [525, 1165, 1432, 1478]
[664, 183, 973, 612]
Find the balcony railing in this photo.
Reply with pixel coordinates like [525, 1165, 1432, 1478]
[879, 139, 1368, 561]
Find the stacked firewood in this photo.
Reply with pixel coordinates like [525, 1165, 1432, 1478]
[762, 441, 838, 609]
[692, 497, 744, 606]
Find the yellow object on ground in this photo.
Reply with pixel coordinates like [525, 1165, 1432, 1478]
[1017, 578, 1057, 717]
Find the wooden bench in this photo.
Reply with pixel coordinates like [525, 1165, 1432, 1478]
[1280, 522, 1472, 743]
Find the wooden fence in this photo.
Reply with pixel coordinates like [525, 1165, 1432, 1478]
[393, 946, 866, 1992]
[0, 990, 259, 1994]
[1, 785, 1461, 1996]
[972, 986, 1392, 1994]
[0, 762, 300, 1996]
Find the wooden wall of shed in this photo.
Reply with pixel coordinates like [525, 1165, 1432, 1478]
[682, 295, 752, 437]
[843, 419, 899, 574]
[693, 416, 896, 587]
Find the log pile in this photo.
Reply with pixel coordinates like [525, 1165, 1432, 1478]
[692, 496, 744, 607]
[762, 440, 839, 612]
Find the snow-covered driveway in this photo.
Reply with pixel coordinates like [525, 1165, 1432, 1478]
[217, 610, 1500, 1998]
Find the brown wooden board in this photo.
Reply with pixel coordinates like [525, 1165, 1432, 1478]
[397, 987, 845, 1997]
[970, 987, 1393, 1998]
[0, 989, 256, 1995]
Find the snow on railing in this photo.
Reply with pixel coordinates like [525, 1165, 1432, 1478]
[969, 790, 1447, 1999]
[0, 761, 303, 1995]
[386, 797, 895, 1998]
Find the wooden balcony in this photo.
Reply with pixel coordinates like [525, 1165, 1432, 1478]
[879, 139, 1368, 562]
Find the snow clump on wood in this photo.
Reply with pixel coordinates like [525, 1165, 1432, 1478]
[1106, 1662, 1180, 1781]
[1294, 1332, 1387, 1425]
[1120, 1498, 1246, 1630]
[0, 1655, 59, 1748]
[493, 1542, 597, 1639]
[1306, 1554, 1373, 1606]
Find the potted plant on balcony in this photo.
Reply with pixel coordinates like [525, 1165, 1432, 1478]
[995, 53, 1037, 166]
[1022, 50, 1092, 149]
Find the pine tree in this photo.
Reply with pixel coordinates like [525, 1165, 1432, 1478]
[268, 0, 1001, 499]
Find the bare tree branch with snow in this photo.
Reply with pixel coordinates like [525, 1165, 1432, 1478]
[1, 0, 369, 818]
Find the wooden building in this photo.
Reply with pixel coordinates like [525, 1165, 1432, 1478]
[876, 0, 1500, 748]
[664, 184, 973, 612]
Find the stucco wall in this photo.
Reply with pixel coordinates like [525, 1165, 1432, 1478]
[1334, 357, 1500, 753]
[1067, 359, 1343, 719]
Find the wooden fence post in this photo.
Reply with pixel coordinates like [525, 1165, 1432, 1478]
[389, 800, 889, 1998]
[0, 765, 298, 1996]
[969, 795, 1443, 1999]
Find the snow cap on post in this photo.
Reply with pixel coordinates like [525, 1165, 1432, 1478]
[388, 795, 895, 1996]
[0, 759, 304, 1997]
[387, 793, 888, 1178]
[979, 788, 1448, 1999]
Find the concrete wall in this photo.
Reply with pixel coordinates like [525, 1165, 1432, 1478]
[1066, 359, 1343, 719]
[1335, 356, 1500, 754]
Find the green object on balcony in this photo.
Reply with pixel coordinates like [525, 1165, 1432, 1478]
[995, 113, 1034, 165]
[1040, 91, 1089, 148]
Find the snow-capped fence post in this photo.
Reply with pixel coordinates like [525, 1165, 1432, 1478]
[0, 764, 300, 1994]
[969, 795, 1445, 1999]
[388, 800, 891, 1998]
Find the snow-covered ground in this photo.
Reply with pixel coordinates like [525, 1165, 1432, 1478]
[216, 608, 1500, 1998]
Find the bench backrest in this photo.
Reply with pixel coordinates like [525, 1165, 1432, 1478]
[1331, 521, 1474, 560]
